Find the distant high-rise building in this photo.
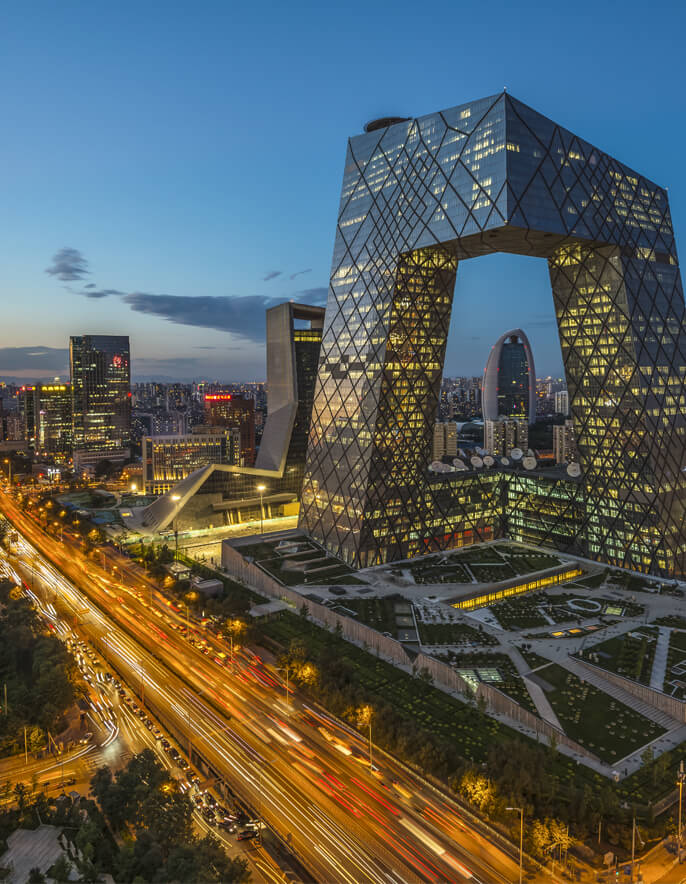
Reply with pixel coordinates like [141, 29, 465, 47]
[204, 393, 255, 466]
[482, 329, 536, 423]
[17, 386, 37, 448]
[553, 420, 577, 465]
[70, 335, 131, 458]
[554, 390, 569, 416]
[484, 419, 529, 458]
[35, 383, 72, 457]
[432, 422, 458, 461]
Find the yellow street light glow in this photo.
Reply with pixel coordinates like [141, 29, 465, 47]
[257, 484, 266, 492]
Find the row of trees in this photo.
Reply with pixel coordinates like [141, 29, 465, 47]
[0, 579, 76, 756]
[267, 617, 665, 861]
[88, 749, 249, 882]
[0, 751, 249, 882]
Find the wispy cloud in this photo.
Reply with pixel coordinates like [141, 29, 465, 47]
[122, 290, 327, 343]
[45, 247, 90, 282]
[290, 268, 312, 280]
[0, 346, 68, 372]
[263, 270, 282, 281]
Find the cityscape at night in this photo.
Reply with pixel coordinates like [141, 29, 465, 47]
[3, 1, 686, 882]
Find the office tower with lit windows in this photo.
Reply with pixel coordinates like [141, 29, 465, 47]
[300, 92, 686, 577]
[553, 420, 577, 465]
[204, 393, 255, 466]
[35, 383, 72, 457]
[70, 335, 131, 461]
[18, 386, 37, 448]
[142, 428, 239, 495]
[484, 419, 528, 457]
[482, 329, 536, 422]
[432, 422, 458, 461]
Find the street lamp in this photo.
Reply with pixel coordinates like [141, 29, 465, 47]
[226, 619, 245, 672]
[358, 705, 374, 770]
[171, 493, 181, 560]
[257, 484, 266, 536]
[3, 459, 11, 485]
[130, 483, 137, 494]
[275, 666, 291, 705]
[506, 807, 523, 884]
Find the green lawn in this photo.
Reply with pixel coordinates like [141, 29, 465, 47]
[663, 630, 686, 699]
[254, 610, 682, 818]
[517, 646, 552, 670]
[578, 627, 658, 684]
[434, 651, 537, 714]
[534, 663, 666, 762]
[416, 620, 498, 647]
[334, 595, 406, 634]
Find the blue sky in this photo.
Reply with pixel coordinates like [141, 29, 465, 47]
[2, 0, 686, 381]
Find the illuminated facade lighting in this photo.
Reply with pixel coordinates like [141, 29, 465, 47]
[299, 93, 686, 577]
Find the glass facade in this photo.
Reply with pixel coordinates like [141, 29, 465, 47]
[35, 383, 72, 457]
[70, 335, 131, 453]
[300, 93, 686, 577]
[498, 339, 528, 417]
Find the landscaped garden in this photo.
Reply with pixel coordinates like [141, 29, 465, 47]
[663, 630, 686, 699]
[531, 663, 666, 762]
[394, 541, 565, 588]
[434, 650, 537, 713]
[236, 535, 364, 586]
[332, 595, 408, 635]
[576, 627, 659, 685]
[416, 619, 499, 647]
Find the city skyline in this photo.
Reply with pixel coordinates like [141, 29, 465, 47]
[3, 1, 686, 381]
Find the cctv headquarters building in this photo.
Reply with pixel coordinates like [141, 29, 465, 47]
[299, 93, 686, 578]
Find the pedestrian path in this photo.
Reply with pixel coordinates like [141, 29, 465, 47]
[564, 657, 679, 730]
[650, 626, 671, 691]
[509, 647, 563, 730]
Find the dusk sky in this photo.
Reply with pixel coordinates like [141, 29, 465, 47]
[3, 0, 686, 382]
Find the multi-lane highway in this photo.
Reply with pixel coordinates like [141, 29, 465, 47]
[0, 488, 526, 884]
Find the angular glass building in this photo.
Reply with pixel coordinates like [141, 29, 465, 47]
[482, 328, 536, 422]
[299, 93, 686, 577]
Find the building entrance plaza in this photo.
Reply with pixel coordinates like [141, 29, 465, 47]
[299, 92, 686, 578]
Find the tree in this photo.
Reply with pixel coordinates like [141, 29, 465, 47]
[48, 854, 72, 883]
[27, 869, 45, 884]
[14, 781, 27, 812]
[94, 459, 113, 479]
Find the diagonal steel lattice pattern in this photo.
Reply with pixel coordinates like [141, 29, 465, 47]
[299, 93, 686, 576]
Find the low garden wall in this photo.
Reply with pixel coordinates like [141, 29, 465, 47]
[413, 652, 600, 763]
[222, 544, 413, 667]
[222, 543, 606, 764]
[574, 658, 686, 723]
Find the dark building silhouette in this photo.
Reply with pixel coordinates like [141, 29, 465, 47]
[482, 329, 536, 422]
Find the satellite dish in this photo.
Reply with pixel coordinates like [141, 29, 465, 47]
[567, 462, 582, 478]
[527, 448, 535, 457]
[523, 456, 537, 470]
[510, 448, 523, 461]
[470, 456, 484, 469]
[500, 457, 510, 466]
[429, 461, 443, 472]
[453, 458, 466, 469]
[458, 448, 466, 458]
[475, 446, 486, 456]
[483, 455, 495, 467]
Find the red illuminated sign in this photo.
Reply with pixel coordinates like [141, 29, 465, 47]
[205, 394, 232, 401]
